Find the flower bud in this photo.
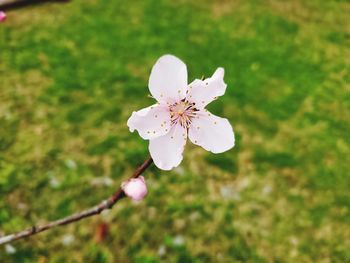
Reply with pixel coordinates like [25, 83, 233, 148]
[121, 176, 147, 201]
[0, 11, 6, 22]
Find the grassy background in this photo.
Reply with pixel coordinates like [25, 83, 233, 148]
[0, 0, 349, 262]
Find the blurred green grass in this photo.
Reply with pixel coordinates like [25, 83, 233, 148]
[0, 0, 349, 262]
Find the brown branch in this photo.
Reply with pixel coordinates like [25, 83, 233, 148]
[0, 0, 70, 10]
[0, 157, 153, 245]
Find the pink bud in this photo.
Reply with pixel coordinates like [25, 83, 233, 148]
[0, 11, 6, 22]
[121, 176, 148, 201]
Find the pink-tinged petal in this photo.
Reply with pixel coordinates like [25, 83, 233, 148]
[149, 123, 187, 170]
[0, 11, 6, 22]
[122, 176, 148, 201]
[127, 104, 171, 140]
[149, 55, 188, 103]
[188, 110, 234, 153]
[187, 68, 227, 108]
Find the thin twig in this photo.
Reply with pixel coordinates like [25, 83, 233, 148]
[0, 157, 153, 245]
[0, 0, 69, 10]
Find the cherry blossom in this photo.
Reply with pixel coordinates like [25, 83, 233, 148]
[127, 55, 235, 170]
[121, 176, 148, 201]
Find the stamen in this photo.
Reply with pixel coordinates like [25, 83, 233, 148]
[169, 99, 198, 129]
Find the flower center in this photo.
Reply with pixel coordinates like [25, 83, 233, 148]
[169, 99, 198, 128]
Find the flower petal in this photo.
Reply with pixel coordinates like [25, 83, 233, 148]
[187, 68, 227, 108]
[149, 123, 187, 170]
[188, 110, 234, 153]
[127, 104, 171, 140]
[149, 54, 188, 103]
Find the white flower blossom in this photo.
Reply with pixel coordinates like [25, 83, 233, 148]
[128, 55, 235, 170]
